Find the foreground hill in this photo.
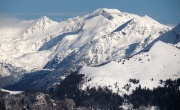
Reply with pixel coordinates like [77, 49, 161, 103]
[79, 41, 180, 95]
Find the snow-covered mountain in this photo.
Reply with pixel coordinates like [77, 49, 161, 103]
[0, 8, 179, 92]
[79, 41, 180, 95]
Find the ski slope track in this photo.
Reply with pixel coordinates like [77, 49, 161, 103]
[0, 8, 179, 92]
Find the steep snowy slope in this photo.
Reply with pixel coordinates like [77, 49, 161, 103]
[79, 41, 180, 95]
[0, 8, 177, 90]
[43, 8, 171, 69]
[0, 16, 83, 71]
[160, 23, 180, 44]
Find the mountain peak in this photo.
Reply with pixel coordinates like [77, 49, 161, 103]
[36, 16, 55, 26]
[94, 8, 121, 14]
[88, 8, 121, 20]
[20, 16, 57, 37]
[39, 16, 49, 20]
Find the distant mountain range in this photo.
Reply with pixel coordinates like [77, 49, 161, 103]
[0, 8, 179, 94]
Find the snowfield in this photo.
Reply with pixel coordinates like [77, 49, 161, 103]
[79, 41, 180, 95]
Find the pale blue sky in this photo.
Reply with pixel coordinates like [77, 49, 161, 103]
[0, 0, 180, 25]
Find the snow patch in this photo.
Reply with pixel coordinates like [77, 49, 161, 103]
[0, 89, 23, 94]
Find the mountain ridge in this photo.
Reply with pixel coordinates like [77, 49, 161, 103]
[0, 8, 179, 92]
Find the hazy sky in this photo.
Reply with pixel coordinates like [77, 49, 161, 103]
[0, 0, 180, 26]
